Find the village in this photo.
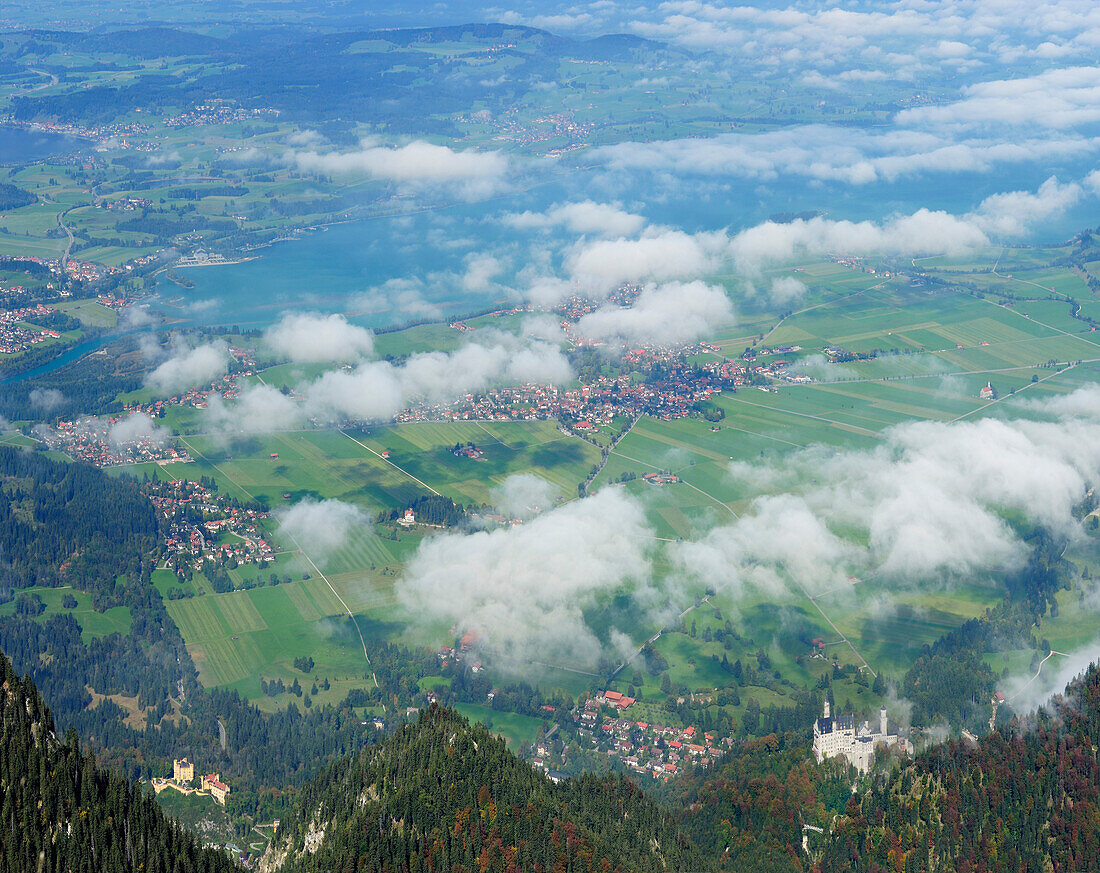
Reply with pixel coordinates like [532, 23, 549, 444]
[393, 344, 762, 426]
[123, 347, 257, 419]
[0, 302, 62, 353]
[42, 416, 192, 467]
[554, 690, 732, 781]
[144, 477, 276, 577]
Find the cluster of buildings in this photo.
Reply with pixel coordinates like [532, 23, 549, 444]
[392, 346, 740, 426]
[554, 286, 642, 322]
[151, 758, 231, 804]
[3, 118, 149, 143]
[460, 107, 595, 149]
[65, 259, 118, 283]
[97, 197, 153, 212]
[124, 373, 249, 418]
[164, 101, 280, 128]
[811, 700, 907, 773]
[0, 303, 61, 353]
[145, 478, 275, 573]
[42, 417, 190, 467]
[562, 700, 729, 781]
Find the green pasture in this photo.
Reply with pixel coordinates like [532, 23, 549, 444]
[175, 422, 597, 512]
[0, 585, 131, 640]
[165, 572, 403, 707]
[55, 297, 119, 328]
[454, 702, 548, 748]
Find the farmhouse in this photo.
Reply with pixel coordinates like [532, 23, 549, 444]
[812, 700, 904, 773]
[599, 690, 636, 710]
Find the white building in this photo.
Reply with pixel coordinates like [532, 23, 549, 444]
[812, 700, 904, 773]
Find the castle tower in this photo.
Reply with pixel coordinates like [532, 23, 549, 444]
[879, 707, 888, 736]
[823, 699, 830, 719]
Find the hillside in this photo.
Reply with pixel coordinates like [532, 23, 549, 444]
[819, 664, 1100, 873]
[261, 704, 706, 873]
[0, 651, 237, 873]
[0, 445, 158, 606]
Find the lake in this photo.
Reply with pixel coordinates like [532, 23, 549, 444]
[0, 126, 86, 165]
[151, 150, 1100, 330]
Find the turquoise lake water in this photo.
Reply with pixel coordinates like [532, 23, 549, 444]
[152, 153, 1100, 330]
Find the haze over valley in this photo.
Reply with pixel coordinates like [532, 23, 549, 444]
[0, 2, 1099, 871]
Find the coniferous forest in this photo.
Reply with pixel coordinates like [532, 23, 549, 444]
[0, 652, 237, 873]
[263, 704, 705, 873]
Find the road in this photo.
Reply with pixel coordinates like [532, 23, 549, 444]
[340, 429, 441, 496]
[1007, 650, 1070, 702]
[57, 205, 77, 269]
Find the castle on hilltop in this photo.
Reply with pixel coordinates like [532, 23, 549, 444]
[812, 700, 906, 773]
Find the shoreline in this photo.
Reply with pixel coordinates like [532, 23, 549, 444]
[174, 256, 257, 269]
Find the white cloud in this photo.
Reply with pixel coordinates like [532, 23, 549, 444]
[29, 388, 63, 412]
[292, 335, 573, 426]
[968, 176, 1081, 237]
[108, 412, 169, 447]
[593, 126, 1100, 186]
[681, 388, 1100, 600]
[573, 280, 734, 346]
[565, 228, 729, 294]
[288, 139, 510, 197]
[729, 210, 989, 273]
[204, 383, 304, 434]
[398, 487, 654, 668]
[264, 313, 375, 364]
[505, 200, 647, 237]
[146, 341, 229, 396]
[275, 498, 368, 563]
[462, 254, 504, 294]
[899, 66, 1100, 129]
[490, 473, 559, 521]
[768, 276, 808, 304]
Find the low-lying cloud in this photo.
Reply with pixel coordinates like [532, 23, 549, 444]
[678, 385, 1100, 599]
[398, 487, 654, 670]
[573, 281, 734, 346]
[264, 312, 375, 364]
[146, 340, 230, 396]
[289, 139, 510, 198]
[275, 498, 369, 562]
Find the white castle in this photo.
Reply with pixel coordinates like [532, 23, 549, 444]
[812, 700, 904, 773]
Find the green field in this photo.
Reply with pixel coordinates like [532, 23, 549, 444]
[0, 586, 131, 640]
[453, 702, 548, 748]
[128, 252, 1100, 726]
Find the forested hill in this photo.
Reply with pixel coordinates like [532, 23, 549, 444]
[0, 446, 157, 606]
[261, 705, 707, 873]
[0, 652, 237, 873]
[820, 664, 1100, 873]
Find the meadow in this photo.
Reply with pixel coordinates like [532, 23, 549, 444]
[118, 251, 1100, 739]
[0, 585, 132, 640]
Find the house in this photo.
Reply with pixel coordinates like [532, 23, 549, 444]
[399, 508, 416, 526]
[201, 773, 230, 804]
[173, 758, 194, 785]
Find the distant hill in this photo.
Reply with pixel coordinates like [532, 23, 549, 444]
[261, 704, 706, 873]
[0, 651, 237, 873]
